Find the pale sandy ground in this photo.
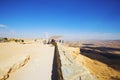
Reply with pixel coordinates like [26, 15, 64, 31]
[0, 42, 54, 80]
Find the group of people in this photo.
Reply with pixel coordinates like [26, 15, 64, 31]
[43, 39, 64, 44]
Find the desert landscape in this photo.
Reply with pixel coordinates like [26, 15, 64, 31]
[65, 40, 120, 80]
[0, 0, 120, 80]
[0, 38, 120, 80]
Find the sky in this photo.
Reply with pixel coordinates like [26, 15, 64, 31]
[0, 0, 120, 40]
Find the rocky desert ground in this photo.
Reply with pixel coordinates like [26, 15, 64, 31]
[0, 38, 120, 80]
[65, 40, 120, 80]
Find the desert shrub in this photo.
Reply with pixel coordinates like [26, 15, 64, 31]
[3, 38, 8, 41]
[0, 38, 3, 42]
[21, 40, 24, 42]
[0, 37, 9, 42]
[15, 39, 19, 42]
[15, 39, 17, 42]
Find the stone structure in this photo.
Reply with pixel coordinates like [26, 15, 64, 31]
[57, 43, 96, 80]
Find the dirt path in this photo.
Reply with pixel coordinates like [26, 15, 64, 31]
[0, 42, 54, 80]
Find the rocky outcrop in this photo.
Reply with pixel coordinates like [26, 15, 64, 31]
[0, 56, 30, 80]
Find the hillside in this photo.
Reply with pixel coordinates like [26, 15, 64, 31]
[65, 40, 120, 80]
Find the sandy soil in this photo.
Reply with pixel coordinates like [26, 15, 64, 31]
[0, 42, 54, 80]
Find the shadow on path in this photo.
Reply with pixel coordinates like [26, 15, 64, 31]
[51, 47, 59, 80]
[51, 42, 63, 80]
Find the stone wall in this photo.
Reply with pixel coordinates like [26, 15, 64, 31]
[56, 43, 96, 80]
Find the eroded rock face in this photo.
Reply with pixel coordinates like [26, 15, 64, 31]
[0, 56, 30, 80]
[57, 43, 96, 80]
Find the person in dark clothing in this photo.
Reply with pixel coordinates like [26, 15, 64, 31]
[51, 39, 55, 42]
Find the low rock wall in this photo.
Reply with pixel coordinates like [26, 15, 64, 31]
[56, 42, 96, 80]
